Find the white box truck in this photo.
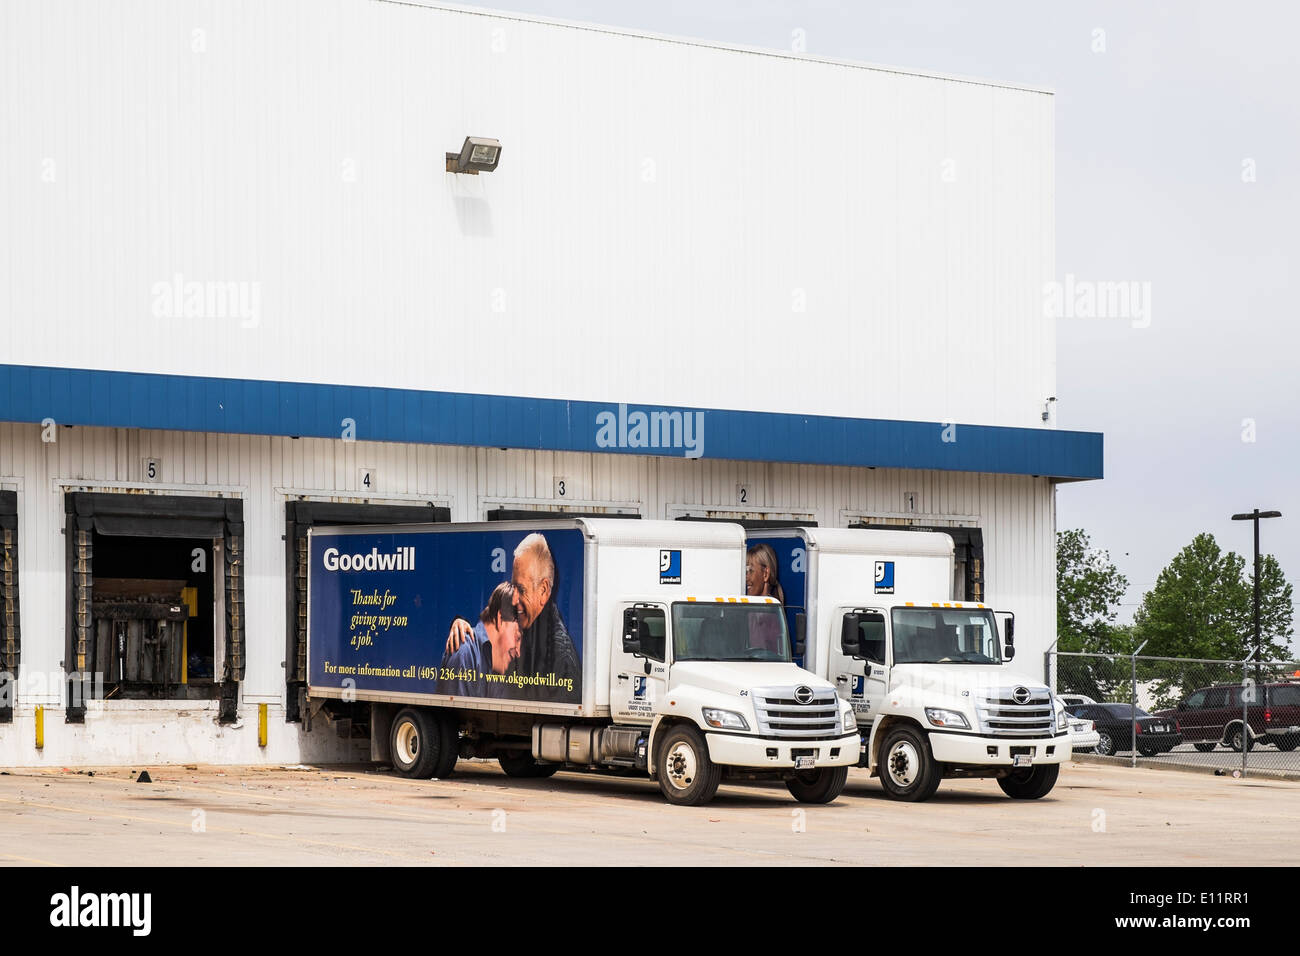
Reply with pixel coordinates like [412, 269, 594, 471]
[745, 528, 1069, 801]
[306, 519, 859, 806]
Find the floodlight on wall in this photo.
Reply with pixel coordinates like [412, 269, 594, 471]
[446, 137, 502, 174]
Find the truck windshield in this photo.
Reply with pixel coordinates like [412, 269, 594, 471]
[671, 602, 792, 663]
[891, 608, 1002, 664]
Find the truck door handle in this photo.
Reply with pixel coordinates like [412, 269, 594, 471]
[835, 675, 848, 683]
[617, 673, 629, 681]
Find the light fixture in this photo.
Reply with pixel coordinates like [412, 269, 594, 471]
[445, 136, 502, 175]
[1042, 396, 1057, 422]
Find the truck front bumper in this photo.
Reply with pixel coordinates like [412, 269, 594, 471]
[706, 731, 860, 769]
[928, 731, 1071, 766]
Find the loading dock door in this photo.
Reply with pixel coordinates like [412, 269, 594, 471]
[63, 493, 244, 722]
[0, 491, 17, 723]
[284, 500, 449, 722]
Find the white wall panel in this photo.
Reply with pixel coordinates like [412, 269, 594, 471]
[1, 0, 1054, 430]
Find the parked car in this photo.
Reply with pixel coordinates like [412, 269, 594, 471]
[1057, 693, 1097, 709]
[1065, 702, 1181, 757]
[1155, 681, 1300, 752]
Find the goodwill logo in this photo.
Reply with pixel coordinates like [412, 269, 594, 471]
[659, 549, 682, 584]
[322, 546, 416, 572]
[874, 561, 895, 595]
[595, 404, 704, 459]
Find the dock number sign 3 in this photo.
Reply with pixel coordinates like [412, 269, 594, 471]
[874, 560, 895, 594]
[659, 549, 681, 584]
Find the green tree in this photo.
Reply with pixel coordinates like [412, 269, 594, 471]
[1056, 529, 1130, 654]
[1133, 532, 1293, 662]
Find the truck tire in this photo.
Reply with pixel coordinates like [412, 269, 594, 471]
[997, 763, 1059, 799]
[390, 708, 440, 779]
[1226, 725, 1255, 752]
[1193, 742, 1217, 752]
[785, 766, 849, 804]
[432, 715, 458, 779]
[497, 753, 559, 778]
[656, 724, 722, 806]
[877, 725, 942, 802]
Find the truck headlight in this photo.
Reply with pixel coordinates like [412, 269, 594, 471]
[924, 707, 970, 730]
[841, 708, 857, 733]
[702, 708, 750, 731]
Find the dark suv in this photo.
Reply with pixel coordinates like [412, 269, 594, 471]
[1156, 682, 1300, 752]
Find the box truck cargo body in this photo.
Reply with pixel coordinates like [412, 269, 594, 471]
[307, 519, 858, 805]
[747, 528, 1069, 801]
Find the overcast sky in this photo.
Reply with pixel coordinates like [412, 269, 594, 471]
[456, 0, 1300, 629]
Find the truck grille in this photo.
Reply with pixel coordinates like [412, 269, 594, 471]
[752, 687, 841, 738]
[976, 688, 1055, 737]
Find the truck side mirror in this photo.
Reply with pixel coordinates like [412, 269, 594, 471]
[1005, 645, 1015, 661]
[794, 613, 807, 658]
[622, 608, 641, 655]
[840, 614, 862, 658]
[1004, 616, 1015, 644]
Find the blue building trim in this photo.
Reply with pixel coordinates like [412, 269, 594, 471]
[0, 365, 1102, 479]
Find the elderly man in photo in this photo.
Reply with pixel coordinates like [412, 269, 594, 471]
[446, 533, 580, 703]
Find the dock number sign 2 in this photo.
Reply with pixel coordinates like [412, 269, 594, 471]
[874, 561, 895, 594]
[660, 549, 681, 584]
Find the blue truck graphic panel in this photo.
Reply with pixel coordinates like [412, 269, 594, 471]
[745, 535, 809, 667]
[308, 528, 584, 706]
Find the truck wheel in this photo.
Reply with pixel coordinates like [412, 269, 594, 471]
[656, 724, 722, 806]
[1226, 725, 1255, 752]
[997, 763, 1059, 799]
[497, 753, 559, 778]
[1094, 732, 1115, 756]
[786, 766, 849, 804]
[1193, 742, 1217, 752]
[877, 725, 942, 802]
[390, 708, 440, 779]
[432, 715, 458, 779]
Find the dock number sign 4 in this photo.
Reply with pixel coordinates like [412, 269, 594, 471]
[660, 549, 681, 584]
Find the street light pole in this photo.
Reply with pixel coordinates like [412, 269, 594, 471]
[1231, 508, 1281, 677]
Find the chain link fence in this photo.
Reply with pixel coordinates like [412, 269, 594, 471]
[1049, 651, 1300, 777]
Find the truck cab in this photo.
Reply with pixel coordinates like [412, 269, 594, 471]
[614, 595, 857, 804]
[747, 528, 1069, 801]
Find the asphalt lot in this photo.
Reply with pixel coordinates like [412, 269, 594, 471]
[1, 758, 1295, 866]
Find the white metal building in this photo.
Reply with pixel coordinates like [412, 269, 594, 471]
[0, 0, 1101, 766]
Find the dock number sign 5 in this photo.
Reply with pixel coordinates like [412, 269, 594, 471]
[659, 549, 681, 584]
[874, 560, 895, 594]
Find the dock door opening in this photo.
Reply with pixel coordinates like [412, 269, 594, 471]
[63, 492, 243, 721]
[284, 500, 449, 722]
[0, 491, 18, 724]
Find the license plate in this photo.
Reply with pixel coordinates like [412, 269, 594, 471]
[1012, 755, 1033, 768]
[795, 756, 815, 770]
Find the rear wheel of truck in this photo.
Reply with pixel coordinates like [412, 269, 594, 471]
[432, 715, 458, 778]
[785, 766, 849, 804]
[390, 708, 440, 779]
[1226, 725, 1255, 752]
[497, 753, 559, 778]
[656, 724, 722, 806]
[877, 725, 942, 802]
[997, 763, 1059, 799]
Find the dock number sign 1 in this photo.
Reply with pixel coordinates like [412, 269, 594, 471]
[874, 560, 895, 594]
[659, 549, 681, 584]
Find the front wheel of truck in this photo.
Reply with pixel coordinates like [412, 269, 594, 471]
[786, 765, 849, 804]
[390, 708, 440, 779]
[656, 725, 722, 806]
[997, 763, 1059, 799]
[877, 725, 943, 802]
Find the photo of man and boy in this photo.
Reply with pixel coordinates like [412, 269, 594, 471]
[439, 532, 581, 704]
